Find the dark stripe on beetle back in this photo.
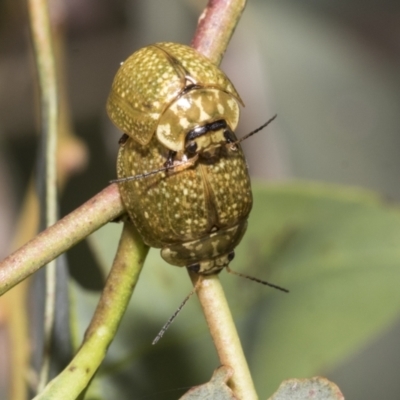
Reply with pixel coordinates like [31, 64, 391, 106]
[153, 44, 189, 82]
[186, 119, 227, 141]
[180, 84, 202, 96]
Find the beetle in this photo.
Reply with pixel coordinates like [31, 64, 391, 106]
[109, 43, 285, 286]
[106, 42, 243, 165]
[117, 132, 252, 275]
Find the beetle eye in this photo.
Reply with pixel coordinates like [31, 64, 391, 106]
[224, 129, 236, 144]
[186, 141, 198, 154]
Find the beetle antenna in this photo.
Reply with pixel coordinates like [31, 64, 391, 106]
[230, 114, 277, 148]
[226, 266, 288, 293]
[152, 280, 201, 345]
[110, 159, 190, 184]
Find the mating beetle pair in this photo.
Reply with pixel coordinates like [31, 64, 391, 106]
[106, 42, 268, 277]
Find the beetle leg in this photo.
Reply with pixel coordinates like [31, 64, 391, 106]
[118, 133, 129, 145]
[164, 150, 177, 169]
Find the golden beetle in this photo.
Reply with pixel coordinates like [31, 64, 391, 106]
[107, 43, 256, 275]
[107, 42, 243, 165]
[116, 131, 252, 275]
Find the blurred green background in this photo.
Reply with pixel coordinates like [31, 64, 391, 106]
[1, 0, 400, 399]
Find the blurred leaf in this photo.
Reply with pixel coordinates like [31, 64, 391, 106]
[233, 182, 400, 397]
[268, 377, 344, 400]
[179, 366, 236, 400]
[71, 181, 400, 399]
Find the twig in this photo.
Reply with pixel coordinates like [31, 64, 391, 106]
[190, 1, 258, 399]
[0, 184, 124, 296]
[192, 0, 247, 65]
[188, 272, 257, 400]
[28, 0, 60, 390]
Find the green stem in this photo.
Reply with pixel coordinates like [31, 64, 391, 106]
[34, 221, 149, 399]
[28, 0, 60, 390]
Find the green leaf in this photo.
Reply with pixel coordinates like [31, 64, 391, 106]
[179, 366, 237, 400]
[268, 377, 344, 400]
[231, 181, 400, 397]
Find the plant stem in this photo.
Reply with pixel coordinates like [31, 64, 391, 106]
[28, 0, 60, 390]
[189, 272, 257, 400]
[0, 184, 124, 296]
[33, 221, 149, 400]
[192, 0, 247, 65]
[190, 1, 258, 398]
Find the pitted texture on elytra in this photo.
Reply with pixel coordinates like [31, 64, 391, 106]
[117, 135, 252, 268]
[204, 151, 252, 227]
[107, 42, 243, 149]
[117, 136, 209, 248]
[155, 43, 240, 97]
